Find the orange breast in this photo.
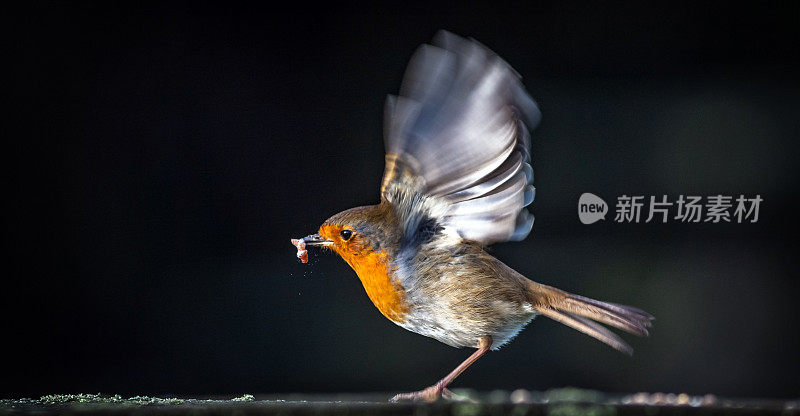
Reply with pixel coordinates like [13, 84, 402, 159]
[340, 250, 408, 323]
[318, 224, 409, 323]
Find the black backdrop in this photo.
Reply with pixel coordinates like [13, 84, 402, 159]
[5, 2, 799, 399]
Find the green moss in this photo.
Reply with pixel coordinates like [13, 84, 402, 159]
[547, 404, 615, 416]
[544, 388, 605, 403]
[38, 393, 125, 404]
[231, 394, 255, 402]
[451, 402, 484, 416]
[0, 393, 255, 408]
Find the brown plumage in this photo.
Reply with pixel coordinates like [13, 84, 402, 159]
[292, 31, 653, 402]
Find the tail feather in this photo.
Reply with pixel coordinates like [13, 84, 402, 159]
[569, 294, 654, 321]
[530, 283, 654, 355]
[536, 307, 634, 355]
[561, 296, 652, 336]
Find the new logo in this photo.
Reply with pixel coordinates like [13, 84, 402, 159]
[578, 193, 608, 224]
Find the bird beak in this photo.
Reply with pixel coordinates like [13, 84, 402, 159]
[301, 234, 333, 247]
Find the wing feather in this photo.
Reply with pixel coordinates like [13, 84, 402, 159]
[382, 31, 540, 245]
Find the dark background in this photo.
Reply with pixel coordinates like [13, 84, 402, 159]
[4, 2, 799, 400]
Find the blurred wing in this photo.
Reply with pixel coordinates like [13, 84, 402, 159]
[381, 31, 540, 245]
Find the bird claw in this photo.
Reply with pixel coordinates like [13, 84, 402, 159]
[390, 386, 450, 403]
[440, 388, 460, 400]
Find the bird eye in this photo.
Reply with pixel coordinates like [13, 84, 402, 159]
[340, 229, 353, 241]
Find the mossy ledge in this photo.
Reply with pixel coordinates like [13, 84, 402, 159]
[1, 389, 796, 416]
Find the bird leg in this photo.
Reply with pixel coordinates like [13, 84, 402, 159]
[390, 336, 493, 403]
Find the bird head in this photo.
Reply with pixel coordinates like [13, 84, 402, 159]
[296, 203, 401, 267]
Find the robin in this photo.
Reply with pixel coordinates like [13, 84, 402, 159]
[291, 31, 653, 402]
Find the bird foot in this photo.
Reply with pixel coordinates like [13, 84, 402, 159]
[390, 386, 453, 403]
